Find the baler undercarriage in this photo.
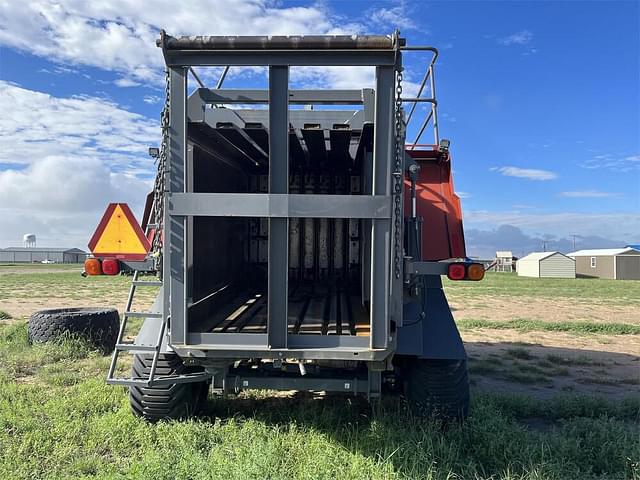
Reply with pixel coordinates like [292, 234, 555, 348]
[105, 31, 483, 422]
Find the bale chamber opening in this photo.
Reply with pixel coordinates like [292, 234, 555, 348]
[187, 109, 374, 337]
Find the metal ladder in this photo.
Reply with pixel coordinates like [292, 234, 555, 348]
[105, 270, 212, 387]
[105, 270, 168, 387]
[106, 65, 231, 388]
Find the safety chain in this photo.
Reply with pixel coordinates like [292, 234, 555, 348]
[151, 68, 170, 275]
[392, 65, 405, 279]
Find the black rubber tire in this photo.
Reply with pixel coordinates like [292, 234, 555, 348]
[28, 307, 119, 353]
[129, 354, 209, 422]
[402, 358, 470, 421]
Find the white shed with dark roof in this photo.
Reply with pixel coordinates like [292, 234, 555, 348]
[516, 251, 575, 278]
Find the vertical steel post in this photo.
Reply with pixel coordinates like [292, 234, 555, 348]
[370, 66, 394, 350]
[361, 91, 375, 306]
[362, 88, 375, 123]
[186, 144, 194, 309]
[429, 64, 439, 145]
[166, 66, 188, 345]
[267, 65, 289, 349]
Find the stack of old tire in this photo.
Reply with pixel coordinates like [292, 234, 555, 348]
[28, 308, 119, 353]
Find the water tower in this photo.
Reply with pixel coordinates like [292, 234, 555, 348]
[23, 234, 36, 248]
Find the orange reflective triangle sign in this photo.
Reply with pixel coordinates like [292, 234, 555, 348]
[88, 203, 151, 260]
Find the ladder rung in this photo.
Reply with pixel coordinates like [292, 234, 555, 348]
[124, 311, 163, 318]
[107, 378, 152, 387]
[116, 343, 157, 352]
[107, 373, 210, 387]
[132, 280, 163, 287]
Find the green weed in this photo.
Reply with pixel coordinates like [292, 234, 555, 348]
[458, 318, 640, 335]
[444, 272, 640, 305]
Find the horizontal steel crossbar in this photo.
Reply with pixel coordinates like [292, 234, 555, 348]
[405, 260, 451, 276]
[190, 88, 367, 105]
[224, 375, 367, 394]
[168, 193, 391, 218]
[107, 372, 211, 387]
[187, 332, 371, 349]
[162, 50, 396, 67]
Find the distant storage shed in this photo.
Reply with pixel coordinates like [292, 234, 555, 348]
[0, 247, 86, 263]
[568, 248, 640, 280]
[516, 252, 575, 278]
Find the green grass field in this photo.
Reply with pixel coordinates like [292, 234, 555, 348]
[443, 272, 640, 304]
[0, 266, 638, 479]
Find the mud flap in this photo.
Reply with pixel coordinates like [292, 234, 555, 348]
[396, 275, 466, 360]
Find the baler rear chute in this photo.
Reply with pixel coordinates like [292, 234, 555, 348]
[98, 31, 484, 422]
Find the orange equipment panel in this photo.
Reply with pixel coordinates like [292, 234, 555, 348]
[404, 148, 466, 261]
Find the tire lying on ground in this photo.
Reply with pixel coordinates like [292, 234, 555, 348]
[28, 307, 120, 353]
[400, 358, 470, 422]
[129, 353, 209, 422]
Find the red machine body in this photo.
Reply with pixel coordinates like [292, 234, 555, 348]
[404, 148, 466, 261]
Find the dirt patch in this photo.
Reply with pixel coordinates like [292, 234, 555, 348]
[463, 328, 640, 355]
[0, 296, 155, 321]
[450, 295, 640, 325]
[0, 266, 81, 275]
[465, 335, 640, 400]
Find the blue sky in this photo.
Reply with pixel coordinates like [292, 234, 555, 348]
[0, 0, 638, 257]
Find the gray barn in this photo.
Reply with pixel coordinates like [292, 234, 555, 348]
[568, 248, 640, 280]
[0, 247, 87, 264]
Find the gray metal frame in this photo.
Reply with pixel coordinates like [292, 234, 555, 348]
[159, 33, 402, 360]
[106, 32, 471, 398]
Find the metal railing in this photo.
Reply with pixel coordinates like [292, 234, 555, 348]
[400, 46, 440, 149]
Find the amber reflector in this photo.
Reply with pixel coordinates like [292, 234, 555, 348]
[467, 263, 485, 281]
[84, 258, 102, 276]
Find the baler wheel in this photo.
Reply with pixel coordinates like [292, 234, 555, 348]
[129, 353, 209, 422]
[402, 358, 469, 421]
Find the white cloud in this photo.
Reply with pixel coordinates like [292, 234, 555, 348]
[465, 210, 640, 242]
[369, 2, 417, 31]
[0, 81, 157, 170]
[0, 156, 148, 213]
[441, 112, 457, 123]
[559, 190, 619, 198]
[114, 77, 141, 88]
[581, 153, 640, 172]
[499, 30, 533, 46]
[0, 156, 152, 249]
[465, 224, 625, 259]
[0, 81, 156, 248]
[491, 166, 557, 181]
[0, 1, 348, 87]
[290, 66, 375, 90]
[143, 95, 162, 105]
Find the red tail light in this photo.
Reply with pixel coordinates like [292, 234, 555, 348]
[447, 262, 485, 281]
[447, 263, 466, 280]
[101, 258, 120, 276]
